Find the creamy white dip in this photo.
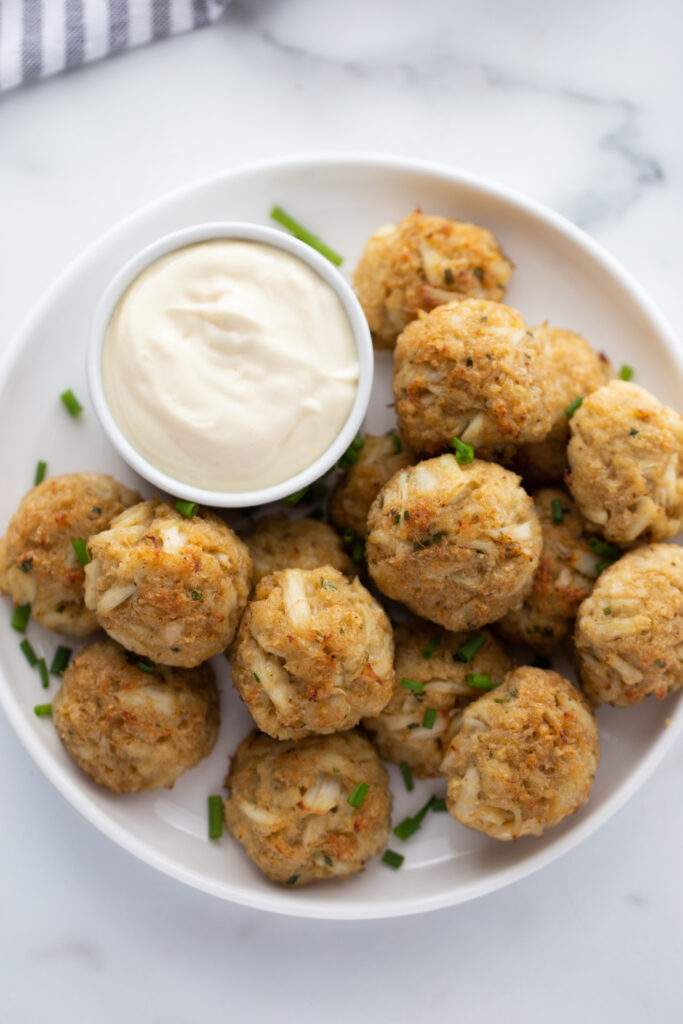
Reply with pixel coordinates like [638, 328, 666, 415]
[102, 240, 359, 492]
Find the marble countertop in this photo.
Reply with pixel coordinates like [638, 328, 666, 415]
[1, 2, 682, 1021]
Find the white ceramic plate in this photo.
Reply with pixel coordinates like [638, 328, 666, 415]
[1, 154, 681, 920]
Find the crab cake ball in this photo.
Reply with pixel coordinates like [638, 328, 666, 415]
[366, 455, 542, 631]
[568, 381, 683, 544]
[441, 667, 599, 840]
[353, 211, 513, 349]
[515, 325, 613, 484]
[53, 639, 218, 792]
[330, 432, 414, 539]
[363, 623, 513, 778]
[497, 488, 605, 652]
[394, 299, 551, 459]
[230, 566, 394, 740]
[245, 516, 352, 584]
[84, 501, 252, 667]
[576, 544, 683, 706]
[0, 473, 139, 637]
[224, 730, 391, 886]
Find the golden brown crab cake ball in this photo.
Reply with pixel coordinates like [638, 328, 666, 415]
[575, 544, 683, 707]
[567, 381, 683, 545]
[224, 730, 391, 886]
[329, 432, 414, 539]
[366, 455, 542, 631]
[515, 325, 613, 484]
[363, 623, 513, 778]
[53, 639, 219, 793]
[441, 667, 599, 840]
[0, 473, 139, 637]
[497, 488, 606, 652]
[353, 211, 513, 349]
[84, 501, 252, 667]
[394, 299, 552, 459]
[245, 516, 352, 584]
[230, 566, 394, 740]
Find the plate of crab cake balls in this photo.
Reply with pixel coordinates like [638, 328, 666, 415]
[0, 154, 682, 919]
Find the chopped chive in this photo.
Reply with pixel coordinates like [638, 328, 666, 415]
[11, 603, 31, 633]
[550, 498, 564, 525]
[190, 589, 203, 602]
[451, 436, 475, 465]
[270, 205, 343, 266]
[286, 874, 300, 886]
[618, 364, 634, 381]
[430, 797, 447, 812]
[399, 761, 414, 792]
[595, 559, 612, 575]
[34, 460, 47, 486]
[60, 388, 83, 417]
[393, 816, 421, 841]
[421, 636, 440, 659]
[136, 658, 155, 674]
[564, 396, 583, 418]
[603, 606, 612, 616]
[455, 632, 486, 663]
[208, 794, 223, 839]
[284, 486, 309, 507]
[400, 677, 425, 695]
[466, 672, 496, 691]
[37, 658, 49, 689]
[422, 707, 437, 729]
[71, 537, 90, 566]
[50, 646, 72, 675]
[347, 782, 369, 809]
[175, 499, 198, 518]
[20, 559, 33, 573]
[338, 433, 365, 469]
[20, 638, 38, 666]
[588, 536, 620, 561]
[33, 703, 53, 717]
[351, 539, 364, 563]
[382, 849, 404, 870]
[390, 432, 403, 454]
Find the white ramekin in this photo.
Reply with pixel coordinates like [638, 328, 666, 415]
[87, 221, 373, 507]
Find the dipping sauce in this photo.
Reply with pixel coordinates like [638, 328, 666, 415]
[102, 240, 359, 492]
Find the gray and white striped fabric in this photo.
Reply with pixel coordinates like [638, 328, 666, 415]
[0, 0, 229, 92]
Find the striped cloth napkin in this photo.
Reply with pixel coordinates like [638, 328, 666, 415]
[0, 0, 229, 92]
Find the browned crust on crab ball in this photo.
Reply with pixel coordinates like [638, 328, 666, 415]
[244, 516, 353, 584]
[329, 432, 414, 539]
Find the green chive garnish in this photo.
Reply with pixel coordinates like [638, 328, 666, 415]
[390, 432, 403, 454]
[284, 486, 309, 507]
[50, 646, 72, 675]
[400, 677, 425, 695]
[136, 659, 155, 674]
[270, 205, 343, 267]
[618, 364, 634, 381]
[34, 460, 47, 485]
[60, 388, 83, 417]
[208, 795, 223, 839]
[421, 636, 440, 659]
[565, 396, 583, 418]
[71, 537, 90, 566]
[11, 603, 31, 633]
[33, 703, 53, 717]
[466, 672, 496, 691]
[430, 797, 447, 812]
[393, 796, 439, 842]
[20, 638, 38, 667]
[455, 632, 486, 663]
[175, 499, 198, 518]
[338, 433, 364, 469]
[351, 539, 364, 563]
[588, 536, 620, 561]
[286, 874, 300, 886]
[422, 707, 437, 729]
[37, 658, 49, 689]
[451, 436, 475, 465]
[347, 782, 369, 809]
[550, 498, 564, 525]
[382, 849, 404, 870]
[399, 762, 414, 792]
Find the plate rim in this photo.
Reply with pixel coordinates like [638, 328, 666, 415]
[1, 150, 682, 920]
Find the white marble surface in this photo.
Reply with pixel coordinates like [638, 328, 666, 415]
[1, 1, 683, 1020]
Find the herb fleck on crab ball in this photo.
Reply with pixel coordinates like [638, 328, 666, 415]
[329, 432, 414, 539]
[366, 455, 542, 631]
[567, 380, 683, 544]
[441, 667, 599, 840]
[515, 324, 613, 484]
[496, 488, 606, 653]
[244, 516, 352, 584]
[53, 639, 219, 792]
[0, 473, 139, 637]
[230, 566, 395, 739]
[393, 299, 551, 459]
[363, 622, 513, 778]
[575, 543, 683, 706]
[84, 501, 252, 667]
[224, 730, 391, 887]
[353, 211, 513, 349]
